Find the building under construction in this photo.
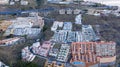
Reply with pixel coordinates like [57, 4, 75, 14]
[70, 41, 116, 67]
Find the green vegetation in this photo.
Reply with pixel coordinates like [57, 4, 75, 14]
[53, 44, 61, 50]
[43, 25, 48, 32]
[33, 57, 46, 67]
[14, 61, 38, 67]
[36, 0, 45, 6]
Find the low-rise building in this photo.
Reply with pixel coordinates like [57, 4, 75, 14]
[0, 0, 9, 5]
[59, 9, 66, 14]
[73, 9, 81, 14]
[22, 46, 36, 62]
[75, 14, 82, 24]
[59, 9, 81, 15]
[51, 21, 63, 31]
[4, 28, 41, 36]
[81, 1, 96, 6]
[45, 61, 64, 67]
[20, 0, 28, 5]
[66, 9, 73, 14]
[63, 22, 72, 31]
[87, 8, 113, 16]
[9, 0, 29, 5]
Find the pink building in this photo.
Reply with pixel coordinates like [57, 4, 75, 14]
[31, 41, 51, 57]
[39, 41, 51, 57]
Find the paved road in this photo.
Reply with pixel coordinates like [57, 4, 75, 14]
[0, 7, 56, 15]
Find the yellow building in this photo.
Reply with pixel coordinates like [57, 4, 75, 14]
[0, 20, 12, 31]
[45, 61, 64, 67]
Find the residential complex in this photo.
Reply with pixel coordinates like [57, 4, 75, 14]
[0, 1, 118, 67]
[4, 12, 44, 37]
[71, 41, 116, 67]
[51, 23, 97, 43]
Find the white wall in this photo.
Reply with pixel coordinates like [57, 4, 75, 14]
[84, 0, 120, 7]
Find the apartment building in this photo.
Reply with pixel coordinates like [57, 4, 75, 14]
[71, 41, 116, 67]
[63, 22, 72, 31]
[0, 37, 21, 46]
[57, 44, 70, 62]
[82, 25, 98, 42]
[52, 31, 83, 43]
[75, 14, 82, 24]
[31, 41, 51, 57]
[4, 28, 41, 36]
[22, 46, 36, 62]
[51, 21, 63, 31]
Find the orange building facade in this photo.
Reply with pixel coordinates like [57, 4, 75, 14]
[70, 41, 116, 67]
